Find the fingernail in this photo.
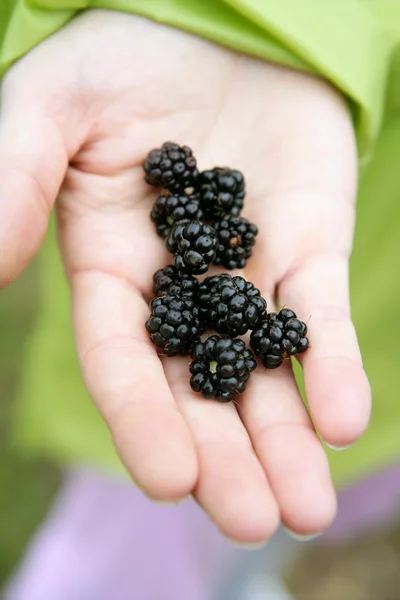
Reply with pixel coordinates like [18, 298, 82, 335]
[284, 526, 322, 542]
[153, 496, 188, 506]
[325, 442, 353, 451]
[232, 541, 268, 550]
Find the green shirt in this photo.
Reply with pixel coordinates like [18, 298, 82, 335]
[2, 0, 400, 486]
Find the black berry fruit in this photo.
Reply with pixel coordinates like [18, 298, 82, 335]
[166, 220, 217, 275]
[214, 215, 258, 270]
[145, 294, 206, 356]
[151, 193, 203, 238]
[199, 167, 245, 219]
[198, 274, 267, 336]
[250, 308, 309, 369]
[190, 335, 257, 402]
[143, 142, 198, 192]
[153, 265, 199, 299]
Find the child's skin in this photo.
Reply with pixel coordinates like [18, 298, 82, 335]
[0, 10, 370, 543]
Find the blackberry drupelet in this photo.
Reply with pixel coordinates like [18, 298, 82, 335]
[145, 294, 206, 356]
[143, 142, 199, 192]
[166, 220, 217, 275]
[198, 274, 267, 336]
[190, 335, 257, 402]
[214, 215, 258, 270]
[250, 308, 309, 369]
[153, 265, 199, 299]
[199, 167, 245, 219]
[151, 193, 203, 238]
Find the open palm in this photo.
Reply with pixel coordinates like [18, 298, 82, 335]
[0, 10, 370, 543]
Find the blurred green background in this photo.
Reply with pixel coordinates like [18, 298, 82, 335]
[0, 265, 60, 583]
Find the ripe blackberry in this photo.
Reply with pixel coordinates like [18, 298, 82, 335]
[143, 142, 199, 192]
[190, 335, 257, 402]
[152, 265, 199, 299]
[250, 308, 309, 369]
[166, 220, 217, 275]
[151, 193, 203, 238]
[145, 294, 205, 357]
[199, 167, 245, 219]
[198, 274, 267, 337]
[214, 215, 258, 270]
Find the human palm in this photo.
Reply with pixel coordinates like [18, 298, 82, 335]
[0, 10, 370, 542]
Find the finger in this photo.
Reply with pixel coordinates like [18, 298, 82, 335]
[240, 361, 337, 535]
[163, 357, 280, 544]
[278, 252, 371, 447]
[0, 71, 81, 286]
[72, 268, 198, 501]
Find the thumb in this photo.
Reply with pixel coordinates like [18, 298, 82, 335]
[0, 70, 82, 287]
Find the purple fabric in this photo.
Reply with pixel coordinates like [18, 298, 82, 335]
[322, 463, 400, 544]
[5, 463, 400, 599]
[5, 468, 242, 600]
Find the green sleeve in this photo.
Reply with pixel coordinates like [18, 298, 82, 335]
[0, 1, 398, 160]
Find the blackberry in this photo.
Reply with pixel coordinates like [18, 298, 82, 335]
[166, 220, 217, 275]
[198, 274, 267, 337]
[143, 142, 198, 192]
[250, 308, 309, 369]
[150, 193, 203, 238]
[199, 167, 245, 219]
[145, 294, 205, 356]
[214, 215, 258, 270]
[153, 265, 199, 299]
[190, 335, 257, 402]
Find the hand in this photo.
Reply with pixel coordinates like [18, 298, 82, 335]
[0, 10, 370, 543]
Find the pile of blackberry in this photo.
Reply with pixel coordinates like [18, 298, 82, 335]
[144, 142, 309, 402]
